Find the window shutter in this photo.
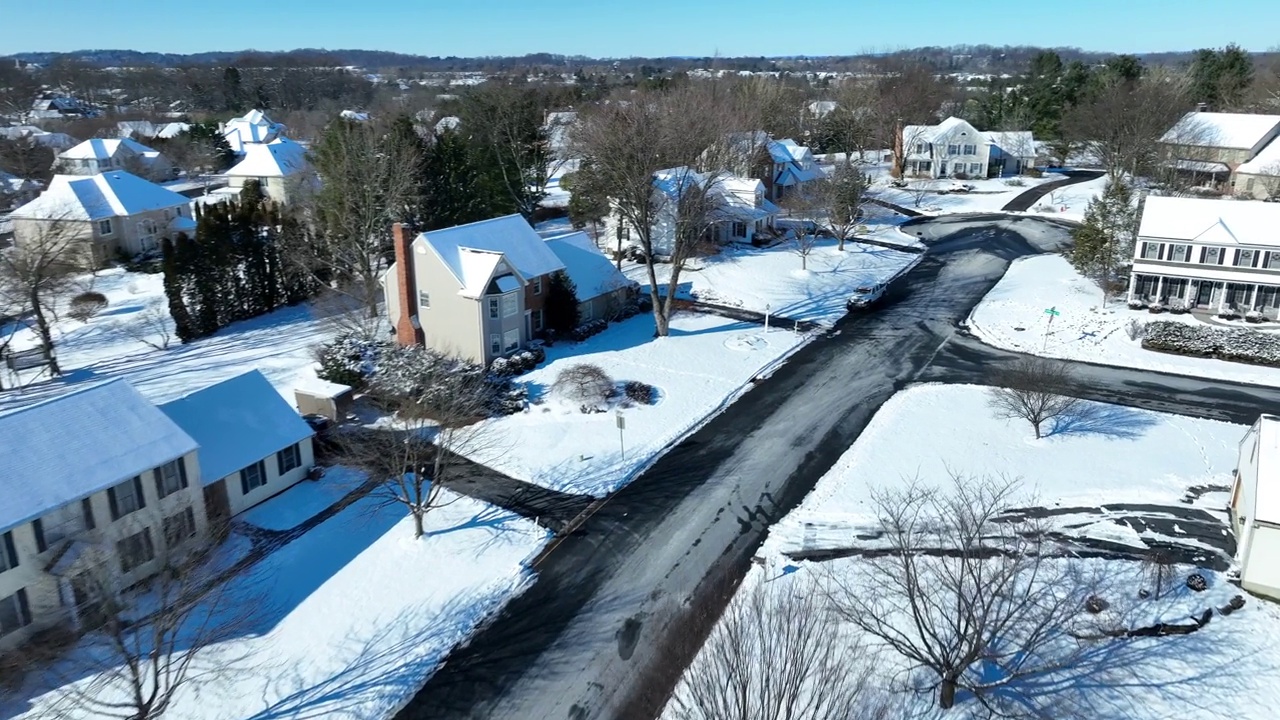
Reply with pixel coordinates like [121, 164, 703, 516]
[1139, 242, 1148, 258]
[1254, 251, 1262, 268]
[17, 588, 30, 626]
[82, 498, 96, 530]
[133, 476, 147, 510]
[277, 449, 286, 477]
[1199, 246, 1207, 263]
[1234, 249, 1241, 266]
[240, 469, 250, 495]
[1220, 250, 1227, 265]
[1158, 244, 1166, 260]
[2, 531, 17, 570]
[153, 468, 165, 499]
[32, 519, 45, 553]
[107, 487, 120, 521]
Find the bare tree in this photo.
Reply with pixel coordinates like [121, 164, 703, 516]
[1063, 72, 1196, 183]
[815, 160, 870, 251]
[1240, 160, 1280, 200]
[667, 577, 887, 720]
[825, 474, 1099, 713]
[116, 304, 175, 351]
[42, 537, 263, 720]
[906, 178, 937, 208]
[987, 356, 1081, 439]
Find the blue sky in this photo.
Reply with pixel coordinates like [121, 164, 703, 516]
[3, 0, 1278, 58]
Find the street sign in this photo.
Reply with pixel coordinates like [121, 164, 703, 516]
[1044, 307, 1060, 317]
[616, 412, 626, 430]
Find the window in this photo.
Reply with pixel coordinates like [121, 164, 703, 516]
[1142, 242, 1162, 259]
[914, 143, 926, 154]
[732, 221, 748, 237]
[1264, 251, 1280, 269]
[1237, 249, 1259, 267]
[502, 292, 518, 318]
[418, 290, 430, 308]
[39, 503, 86, 548]
[532, 308, 544, 332]
[969, 163, 982, 174]
[488, 298, 499, 319]
[1171, 244, 1192, 262]
[490, 334, 501, 355]
[947, 144, 960, 155]
[239, 460, 267, 495]
[256, 177, 270, 187]
[277, 443, 302, 475]
[154, 459, 186, 499]
[108, 476, 146, 520]
[963, 144, 977, 155]
[118, 529, 155, 573]
[918, 161, 931, 171]
[163, 507, 197, 547]
[0, 531, 16, 573]
[98, 219, 113, 235]
[532, 277, 543, 295]
[0, 590, 31, 636]
[503, 328, 520, 353]
[1203, 247, 1224, 265]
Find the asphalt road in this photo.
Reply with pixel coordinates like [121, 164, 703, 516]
[399, 213, 1279, 720]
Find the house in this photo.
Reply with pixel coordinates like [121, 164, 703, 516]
[10, 171, 195, 265]
[0, 126, 77, 150]
[55, 138, 173, 179]
[0, 380, 208, 651]
[222, 109, 285, 155]
[29, 95, 96, 119]
[1230, 414, 1280, 600]
[1233, 136, 1280, 200]
[898, 117, 1037, 178]
[807, 100, 838, 119]
[116, 120, 190, 140]
[723, 132, 823, 201]
[221, 137, 311, 205]
[1159, 111, 1280, 192]
[604, 167, 780, 255]
[544, 231, 638, 323]
[1127, 196, 1280, 317]
[160, 370, 315, 528]
[0, 170, 41, 211]
[383, 215, 636, 364]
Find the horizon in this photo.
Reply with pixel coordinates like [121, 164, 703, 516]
[3, 0, 1278, 59]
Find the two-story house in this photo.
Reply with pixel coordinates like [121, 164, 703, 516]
[10, 171, 195, 266]
[898, 117, 1038, 179]
[221, 138, 312, 205]
[0, 380, 208, 651]
[383, 216, 637, 365]
[722, 132, 823, 202]
[222, 109, 285, 155]
[1159, 111, 1280, 193]
[1128, 196, 1280, 317]
[1228, 414, 1280, 601]
[54, 138, 172, 180]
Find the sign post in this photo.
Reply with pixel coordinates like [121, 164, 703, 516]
[1042, 306, 1060, 352]
[616, 410, 626, 459]
[764, 304, 771, 332]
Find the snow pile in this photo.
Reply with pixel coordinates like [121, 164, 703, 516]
[968, 254, 1280, 387]
[1143, 321, 1280, 366]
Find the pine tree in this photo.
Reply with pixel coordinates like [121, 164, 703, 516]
[161, 237, 197, 343]
[1069, 180, 1137, 304]
[422, 130, 495, 230]
[543, 271, 581, 336]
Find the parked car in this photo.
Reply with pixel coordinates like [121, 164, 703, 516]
[940, 181, 975, 194]
[847, 283, 887, 309]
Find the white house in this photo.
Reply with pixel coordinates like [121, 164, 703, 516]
[899, 117, 1037, 178]
[1230, 414, 1280, 600]
[222, 109, 285, 155]
[723, 132, 823, 202]
[0, 380, 208, 650]
[1159, 111, 1280, 192]
[221, 137, 311, 204]
[159, 370, 315, 526]
[55, 138, 172, 179]
[807, 100, 838, 119]
[116, 121, 190, 140]
[0, 126, 77, 150]
[1128, 196, 1280, 317]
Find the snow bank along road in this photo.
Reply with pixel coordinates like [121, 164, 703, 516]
[400, 213, 1280, 720]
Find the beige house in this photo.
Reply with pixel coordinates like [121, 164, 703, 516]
[1159, 111, 1280, 192]
[221, 137, 312, 205]
[1230, 414, 1280, 600]
[222, 109, 285, 155]
[1234, 137, 1280, 200]
[0, 380, 208, 651]
[55, 137, 173, 180]
[10, 171, 195, 265]
[160, 370, 315, 527]
[383, 216, 637, 365]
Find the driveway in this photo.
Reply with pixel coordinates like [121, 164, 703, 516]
[398, 213, 1267, 720]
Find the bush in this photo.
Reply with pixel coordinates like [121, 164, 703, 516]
[1246, 310, 1266, 324]
[68, 291, 108, 321]
[552, 364, 614, 412]
[1004, 177, 1027, 187]
[952, 171, 969, 180]
[1186, 573, 1209, 592]
[1147, 303, 1165, 314]
[1124, 318, 1146, 341]
[623, 380, 655, 405]
[1142, 321, 1280, 367]
[571, 319, 609, 342]
[1127, 299, 1146, 310]
[315, 333, 387, 389]
[1027, 167, 1044, 178]
[488, 346, 546, 377]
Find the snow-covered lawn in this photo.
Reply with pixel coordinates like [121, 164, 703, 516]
[666, 383, 1280, 720]
[239, 466, 367, 532]
[1012, 172, 1110, 222]
[5, 489, 549, 720]
[0, 268, 337, 413]
[468, 311, 808, 496]
[623, 238, 919, 327]
[969, 254, 1280, 387]
[871, 173, 1059, 215]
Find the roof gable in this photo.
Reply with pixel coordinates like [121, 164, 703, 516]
[225, 138, 309, 178]
[1161, 112, 1280, 150]
[545, 232, 637, 300]
[0, 380, 198, 533]
[12, 171, 188, 221]
[59, 137, 155, 160]
[419, 215, 564, 295]
[159, 370, 313, 485]
[1139, 196, 1280, 247]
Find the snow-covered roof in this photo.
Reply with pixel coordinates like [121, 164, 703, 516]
[1245, 415, 1280, 524]
[903, 116, 990, 146]
[224, 138, 309, 178]
[0, 379, 198, 533]
[1160, 112, 1280, 150]
[117, 120, 156, 138]
[160, 370, 313, 486]
[418, 215, 565, 297]
[1138, 196, 1280, 247]
[983, 131, 1036, 157]
[435, 116, 461, 133]
[1237, 136, 1280, 176]
[11, 171, 189, 221]
[340, 110, 371, 122]
[545, 232, 637, 300]
[1168, 158, 1231, 174]
[58, 137, 156, 160]
[223, 109, 284, 153]
[808, 100, 837, 117]
[0, 127, 78, 149]
[156, 122, 190, 139]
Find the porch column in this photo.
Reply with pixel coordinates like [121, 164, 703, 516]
[1217, 283, 1228, 311]
[1127, 273, 1138, 303]
[1156, 276, 1166, 302]
[59, 577, 81, 630]
[1249, 284, 1259, 310]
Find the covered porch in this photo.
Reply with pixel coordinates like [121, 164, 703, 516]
[1129, 272, 1280, 318]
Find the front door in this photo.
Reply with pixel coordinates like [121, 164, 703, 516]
[939, 162, 948, 176]
[204, 480, 232, 538]
[1197, 281, 1215, 307]
[70, 573, 106, 630]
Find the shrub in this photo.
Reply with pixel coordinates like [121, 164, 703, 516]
[488, 346, 546, 377]
[1186, 573, 1209, 592]
[1003, 177, 1027, 187]
[315, 333, 387, 389]
[552, 363, 614, 412]
[68, 291, 108, 321]
[952, 171, 969, 180]
[1147, 303, 1165, 314]
[1246, 310, 1266, 324]
[544, 270, 581, 336]
[1027, 167, 1044, 178]
[1127, 299, 1146, 310]
[623, 380, 655, 405]
[1217, 308, 1240, 320]
[1124, 318, 1146, 341]
[1142, 321, 1280, 367]
[571, 319, 609, 342]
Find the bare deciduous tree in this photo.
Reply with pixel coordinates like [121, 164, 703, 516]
[816, 160, 870, 251]
[116, 304, 175, 351]
[987, 357, 1081, 439]
[668, 576, 887, 720]
[906, 178, 937, 208]
[1063, 72, 1196, 184]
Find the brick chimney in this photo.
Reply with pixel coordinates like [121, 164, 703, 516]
[391, 222, 423, 347]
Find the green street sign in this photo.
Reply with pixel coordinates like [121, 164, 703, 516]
[1044, 307, 1060, 317]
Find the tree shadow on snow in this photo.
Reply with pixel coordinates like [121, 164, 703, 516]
[1046, 403, 1158, 440]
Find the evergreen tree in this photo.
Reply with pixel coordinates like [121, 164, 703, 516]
[1189, 45, 1254, 109]
[543, 271, 581, 336]
[422, 130, 496, 230]
[565, 161, 610, 246]
[161, 237, 197, 343]
[1069, 180, 1138, 304]
[222, 66, 244, 112]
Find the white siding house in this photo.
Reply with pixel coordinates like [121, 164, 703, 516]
[55, 138, 172, 179]
[1128, 197, 1280, 317]
[221, 137, 312, 205]
[1230, 415, 1280, 600]
[899, 117, 1037, 178]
